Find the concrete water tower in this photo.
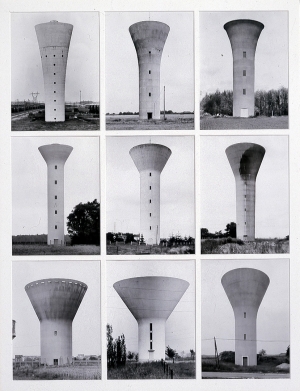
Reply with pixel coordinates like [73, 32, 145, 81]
[129, 21, 170, 120]
[25, 278, 87, 365]
[114, 276, 189, 361]
[39, 144, 73, 245]
[130, 143, 171, 245]
[226, 143, 265, 241]
[35, 20, 73, 122]
[224, 19, 264, 117]
[221, 268, 269, 366]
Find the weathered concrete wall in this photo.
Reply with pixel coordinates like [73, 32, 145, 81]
[25, 278, 87, 365]
[221, 268, 269, 366]
[224, 19, 264, 117]
[129, 143, 171, 244]
[39, 144, 73, 245]
[226, 143, 265, 241]
[114, 276, 189, 361]
[129, 21, 169, 120]
[35, 21, 73, 122]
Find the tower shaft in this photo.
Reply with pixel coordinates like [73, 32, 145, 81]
[129, 21, 170, 120]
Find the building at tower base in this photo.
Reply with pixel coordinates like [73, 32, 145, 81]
[129, 21, 170, 120]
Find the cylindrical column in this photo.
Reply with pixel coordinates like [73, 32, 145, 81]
[129, 21, 170, 120]
[221, 268, 269, 366]
[138, 318, 166, 361]
[25, 278, 87, 365]
[226, 143, 265, 241]
[39, 144, 73, 245]
[224, 19, 264, 117]
[35, 20, 73, 122]
[129, 144, 171, 244]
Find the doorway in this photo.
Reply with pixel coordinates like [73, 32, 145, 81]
[53, 359, 58, 365]
[240, 108, 249, 117]
[242, 356, 248, 366]
[147, 112, 153, 120]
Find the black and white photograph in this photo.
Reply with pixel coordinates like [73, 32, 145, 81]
[106, 11, 194, 130]
[12, 260, 101, 380]
[107, 260, 195, 379]
[200, 11, 288, 130]
[200, 135, 289, 254]
[11, 12, 100, 131]
[12, 137, 100, 255]
[106, 136, 195, 255]
[201, 259, 290, 379]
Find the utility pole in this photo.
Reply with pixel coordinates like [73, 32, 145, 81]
[163, 86, 166, 120]
[80, 90, 81, 104]
[214, 337, 220, 369]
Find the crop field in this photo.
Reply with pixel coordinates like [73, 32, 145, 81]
[201, 239, 289, 254]
[12, 244, 100, 256]
[11, 117, 99, 131]
[13, 364, 101, 380]
[107, 243, 195, 255]
[106, 114, 194, 130]
[108, 361, 196, 379]
[200, 115, 288, 130]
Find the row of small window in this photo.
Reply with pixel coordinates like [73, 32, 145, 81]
[41, 55, 64, 58]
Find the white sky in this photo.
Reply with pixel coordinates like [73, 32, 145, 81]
[200, 135, 289, 239]
[12, 136, 99, 236]
[106, 136, 195, 238]
[11, 12, 99, 103]
[106, 12, 194, 114]
[202, 259, 289, 356]
[13, 260, 101, 357]
[107, 260, 195, 356]
[200, 11, 288, 97]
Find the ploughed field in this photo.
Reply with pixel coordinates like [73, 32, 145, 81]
[201, 238, 289, 254]
[106, 114, 194, 130]
[13, 364, 101, 380]
[200, 115, 288, 130]
[11, 117, 99, 131]
[12, 244, 100, 255]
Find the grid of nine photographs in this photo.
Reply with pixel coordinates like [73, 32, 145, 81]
[1, 1, 299, 390]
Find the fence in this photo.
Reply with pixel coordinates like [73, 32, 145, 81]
[161, 359, 174, 379]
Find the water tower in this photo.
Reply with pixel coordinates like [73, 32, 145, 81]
[221, 268, 269, 366]
[226, 143, 265, 241]
[129, 21, 170, 120]
[130, 143, 171, 244]
[114, 276, 189, 361]
[25, 278, 87, 365]
[35, 20, 73, 122]
[224, 19, 264, 117]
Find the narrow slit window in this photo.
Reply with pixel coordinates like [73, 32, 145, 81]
[54, 331, 57, 336]
[55, 180, 57, 184]
[55, 225, 57, 229]
[149, 70, 151, 74]
[150, 323, 152, 331]
[55, 210, 57, 214]
[54, 91, 56, 93]
[149, 186, 151, 190]
[54, 82, 56, 84]
[149, 213, 151, 217]
[243, 70, 246, 76]
[54, 73, 56, 75]
[150, 341, 152, 349]
[54, 109, 56, 111]
[55, 165, 57, 169]
[244, 334, 246, 340]
[150, 226, 151, 230]
[55, 195, 57, 199]
[149, 92, 151, 97]
[149, 199, 151, 203]
[244, 312, 246, 318]
[149, 51, 151, 54]
[243, 89, 246, 95]
[149, 173, 151, 176]
[243, 51, 246, 58]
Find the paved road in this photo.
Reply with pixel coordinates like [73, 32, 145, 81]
[202, 372, 290, 379]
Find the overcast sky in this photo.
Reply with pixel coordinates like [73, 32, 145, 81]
[106, 136, 195, 238]
[107, 260, 195, 356]
[106, 12, 194, 114]
[202, 259, 289, 356]
[11, 12, 99, 103]
[200, 135, 289, 238]
[12, 136, 99, 236]
[13, 260, 100, 357]
[200, 11, 288, 97]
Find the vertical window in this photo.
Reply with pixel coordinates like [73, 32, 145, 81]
[55, 210, 57, 215]
[150, 226, 151, 230]
[244, 312, 246, 318]
[244, 334, 246, 340]
[243, 70, 246, 76]
[54, 100, 56, 102]
[149, 186, 151, 190]
[243, 51, 246, 58]
[150, 341, 152, 349]
[55, 180, 57, 184]
[54, 331, 57, 336]
[244, 195, 247, 198]
[54, 73, 56, 75]
[150, 213, 151, 217]
[53, 55, 55, 57]
[54, 91, 56, 93]
[55, 195, 57, 199]
[243, 89, 246, 95]
[149, 200, 151, 203]
[54, 82, 56, 84]
[150, 323, 152, 331]
[149, 92, 151, 97]
[55, 165, 57, 169]
[53, 64, 56, 66]
[54, 109, 56, 111]
[149, 51, 151, 54]
[245, 222, 247, 225]
[55, 225, 57, 229]
[149, 173, 151, 177]
[244, 208, 246, 211]
[149, 70, 151, 74]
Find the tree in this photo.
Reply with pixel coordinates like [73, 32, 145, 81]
[286, 345, 290, 363]
[190, 349, 195, 361]
[67, 199, 100, 245]
[107, 324, 116, 368]
[224, 222, 236, 238]
[220, 351, 235, 363]
[106, 324, 127, 368]
[259, 349, 266, 356]
[127, 351, 134, 360]
[165, 346, 177, 362]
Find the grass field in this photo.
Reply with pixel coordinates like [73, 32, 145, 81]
[11, 117, 99, 131]
[201, 238, 289, 254]
[108, 361, 195, 379]
[13, 364, 101, 380]
[200, 115, 288, 130]
[106, 114, 194, 130]
[12, 244, 100, 255]
[107, 243, 195, 255]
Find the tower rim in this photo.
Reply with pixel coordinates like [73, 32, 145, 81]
[224, 19, 264, 32]
[129, 20, 170, 32]
[25, 278, 88, 291]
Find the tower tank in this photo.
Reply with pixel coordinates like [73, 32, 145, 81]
[129, 21, 170, 120]
[114, 276, 189, 361]
[35, 20, 73, 122]
[226, 143, 265, 241]
[129, 143, 171, 244]
[224, 19, 264, 117]
[25, 278, 87, 365]
[221, 268, 269, 366]
[39, 144, 73, 245]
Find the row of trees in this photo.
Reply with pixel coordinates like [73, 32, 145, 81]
[201, 222, 236, 239]
[107, 325, 127, 368]
[107, 232, 195, 246]
[201, 87, 288, 117]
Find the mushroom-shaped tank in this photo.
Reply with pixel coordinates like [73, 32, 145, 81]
[129, 21, 170, 120]
[130, 144, 171, 245]
[221, 268, 269, 366]
[114, 276, 189, 361]
[224, 19, 264, 117]
[25, 278, 87, 365]
[226, 143, 265, 241]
